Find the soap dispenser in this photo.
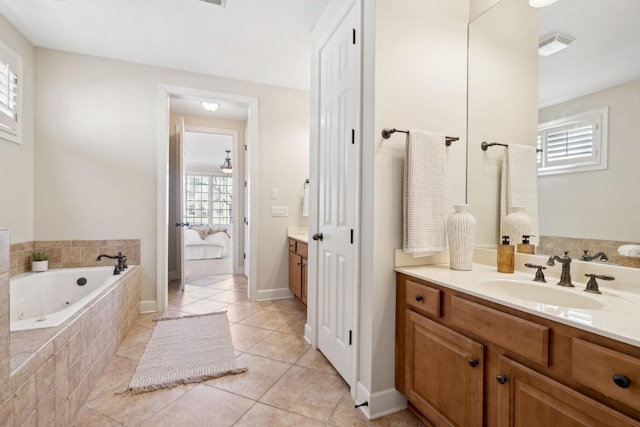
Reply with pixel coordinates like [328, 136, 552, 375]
[517, 235, 535, 254]
[497, 236, 514, 273]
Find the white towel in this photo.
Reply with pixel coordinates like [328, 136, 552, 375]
[618, 245, 640, 258]
[500, 144, 539, 245]
[403, 130, 447, 256]
[301, 188, 309, 217]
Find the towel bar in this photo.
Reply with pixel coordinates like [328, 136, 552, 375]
[381, 128, 459, 146]
[482, 141, 543, 153]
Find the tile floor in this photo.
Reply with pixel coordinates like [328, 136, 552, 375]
[72, 274, 422, 426]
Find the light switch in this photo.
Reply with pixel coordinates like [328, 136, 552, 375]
[271, 206, 288, 217]
[271, 188, 279, 199]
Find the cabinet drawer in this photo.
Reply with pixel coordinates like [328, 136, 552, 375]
[405, 280, 441, 317]
[451, 296, 549, 366]
[296, 241, 308, 258]
[571, 338, 640, 409]
[289, 238, 296, 251]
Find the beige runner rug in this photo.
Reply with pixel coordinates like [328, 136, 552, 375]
[127, 312, 246, 394]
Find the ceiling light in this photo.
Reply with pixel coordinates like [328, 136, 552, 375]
[201, 102, 219, 112]
[529, 0, 558, 7]
[538, 33, 575, 56]
[201, 0, 227, 6]
[221, 150, 232, 174]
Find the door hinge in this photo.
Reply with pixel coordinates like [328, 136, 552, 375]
[244, 181, 247, 187]
[350, 229, 354, 244]
[244, 144, 247, 151]
[349, 330, 352, 345]
[352, 29, 356, 45]
[243, 253, 246, 259]
[351, 129, 355, 145]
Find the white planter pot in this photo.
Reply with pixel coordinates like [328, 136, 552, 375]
[32, 260, 48, 272]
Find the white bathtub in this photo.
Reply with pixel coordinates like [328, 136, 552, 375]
[10, 266, 132, 332]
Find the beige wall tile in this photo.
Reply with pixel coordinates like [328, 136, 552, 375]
[0, 230, 9, 274]
[36, 356, 55, 405]
[0, 398, 15, 427]
[36, 389, 55, 427]
[13, 373, 36, 426]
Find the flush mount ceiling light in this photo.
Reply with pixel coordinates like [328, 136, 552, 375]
[201, 0, 227, 6]
[539, 33, 576, 56]
[221, 150, 232, 174]
[529, 0, 558, 7]
[201, 102, 219, 112]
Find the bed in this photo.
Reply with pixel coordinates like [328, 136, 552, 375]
[184, 226, 231, 260]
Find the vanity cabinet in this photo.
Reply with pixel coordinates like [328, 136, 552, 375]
[288, 238, 307, 306]
[396, 273, 640, 426]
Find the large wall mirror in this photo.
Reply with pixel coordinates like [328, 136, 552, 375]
[468, 0, 640, 265]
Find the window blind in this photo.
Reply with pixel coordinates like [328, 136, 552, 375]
[0, 54, 19, 133]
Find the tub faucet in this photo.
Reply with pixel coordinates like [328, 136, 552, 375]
[580, 250, 609, 262]
[96, 252, 127, 274]
[546, 251, 574, 287]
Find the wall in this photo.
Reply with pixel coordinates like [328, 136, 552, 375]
[538, 78, 640, 243]
[358, 0, 469, 415]
[0, 14, 35, 244]
[33, 48, 310, 304]
[168, 113, 247, 277]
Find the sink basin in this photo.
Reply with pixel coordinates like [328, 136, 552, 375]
[479, 279, 605, 310]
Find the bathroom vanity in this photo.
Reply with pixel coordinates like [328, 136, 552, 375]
[395, 264, 640, 426]
[288, 235, 308, 306]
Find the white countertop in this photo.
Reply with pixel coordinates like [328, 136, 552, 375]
[287, 226, 308, 244]
[395, 263, 640, 349]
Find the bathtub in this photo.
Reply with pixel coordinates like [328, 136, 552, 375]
[10, 266, 133, 332]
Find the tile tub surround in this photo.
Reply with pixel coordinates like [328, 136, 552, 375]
[538, 235, 639, 266]
[1, 229, 9, 383]
[0, 265, 141, 426]
[9, 239, 141, 277]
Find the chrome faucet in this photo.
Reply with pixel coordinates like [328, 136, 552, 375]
[580, 250, 609, 262]
[546, 251, 574, 287]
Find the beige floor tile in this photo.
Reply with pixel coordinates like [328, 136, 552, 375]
[295, 347, 339, 376]
[277, 313, 307, 336]
[264, 298, 307, 316]
[86, 356, 138, 401]
[208, 279, 241, 290]
[138, 384, 254, 427]
[72, 407, 123, 426]
[114, 326, 153, 360]
[177, 299, 228, 315]
[231, 299, 274, 310]
[329, 397, 421, 427]
[260, 365, 349, 422]
[235, 402, 325, 427]
[182, 286, 227, 300]
[134, 313, 159, 329]
[167, 295, 199, 310]
[224, 304, 264, 323]
[239, 309, 295, 331]
[207, 290, 248, 304]
[205, 353, 290, 400]
[229, 324, 273, 352]
[246, 331, 309, 364]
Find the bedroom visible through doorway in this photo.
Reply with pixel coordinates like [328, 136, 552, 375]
[183, 132, 234, 278]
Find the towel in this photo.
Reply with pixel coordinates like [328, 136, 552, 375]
[500, 144, 539, 245]
[403, 130, 447, 256]
[301, 188, 309, 217]
[618, 245, 640, 258]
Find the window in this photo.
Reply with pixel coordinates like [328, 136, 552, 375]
[185, 174, 232, 226]
[0, 40, 22, 144]
[537, 107, 608, 176]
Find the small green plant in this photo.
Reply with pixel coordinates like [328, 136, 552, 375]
[31, 252, 50, 262]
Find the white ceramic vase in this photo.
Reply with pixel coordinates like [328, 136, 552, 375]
[502, 206, 532, 245]
[447, 204, 476, 271]
[32, 260, 48, 272]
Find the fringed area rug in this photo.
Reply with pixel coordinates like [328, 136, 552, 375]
[127, 312, 246, 394]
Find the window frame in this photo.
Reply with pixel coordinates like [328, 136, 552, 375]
[0, 39, 23, 144]
[184, 172, 233, 227]
[537, 107, 608, 176]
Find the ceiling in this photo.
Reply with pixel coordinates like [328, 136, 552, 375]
[0, 0, 330, 91]
[538, 0, 640, 107]
[170, 97, 248, 120]
[184, 132, 232, 168]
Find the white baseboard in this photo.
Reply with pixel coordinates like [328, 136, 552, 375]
[256, 287, 294, 301]
[168, 270, 178, 280]
[355, 382, 407, 420]
[140, 300, 157, 313]
[304, 323, 313, 347]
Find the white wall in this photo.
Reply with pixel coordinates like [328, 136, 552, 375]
[358, 0, 469, 413]
[0, 14, 35, 243]
[538, 78, 640, 242]
[33, 48, 310, 302]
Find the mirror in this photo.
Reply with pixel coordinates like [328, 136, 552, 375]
[467, 0, 640, 266]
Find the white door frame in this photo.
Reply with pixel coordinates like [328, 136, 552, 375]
[157, 84, 259, 312]
[180, 126, 242, 275]
[307, 0, 362, 397]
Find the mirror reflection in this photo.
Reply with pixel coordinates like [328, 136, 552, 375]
[468, 0, 640, 266]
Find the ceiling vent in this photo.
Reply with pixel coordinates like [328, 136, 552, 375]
[538, 33, 575, 56]
[201, 0, 226, 6]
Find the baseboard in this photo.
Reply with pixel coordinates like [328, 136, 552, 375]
[140, 300, 157, 313]
[168, 270, 178, 280]
[355, 382, 407, 420]
[304, 323, 313, 346]
[256, 287, 294, 301]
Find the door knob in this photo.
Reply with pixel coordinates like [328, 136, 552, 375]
[175, 222, 190, 227]
[312, 233, 324, 241]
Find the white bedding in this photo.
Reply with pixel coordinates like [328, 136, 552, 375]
[184, 229, 231, 260]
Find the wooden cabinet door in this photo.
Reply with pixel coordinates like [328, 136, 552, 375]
[405, 310, 484, 427]
[496, 356, 640, 427]
[289, 252, 302, 299]
[300, 258, 307, 306]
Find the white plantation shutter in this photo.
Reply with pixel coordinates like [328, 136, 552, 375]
[537, 107, 608, 176]
[0, 40, 22, 143]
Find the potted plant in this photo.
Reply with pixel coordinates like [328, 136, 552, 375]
[31, 252, 50, 272]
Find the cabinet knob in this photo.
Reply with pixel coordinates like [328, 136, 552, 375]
[613, 374, 631, 389]
[415, 295, 424, 302]
[496, 374, 507, 385]
[468, 359, 479, 368]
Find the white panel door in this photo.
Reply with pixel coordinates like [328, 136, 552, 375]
[316, 6, 357, 382]
[177, 117, 187, 291]
[243, 126, 250, 280]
